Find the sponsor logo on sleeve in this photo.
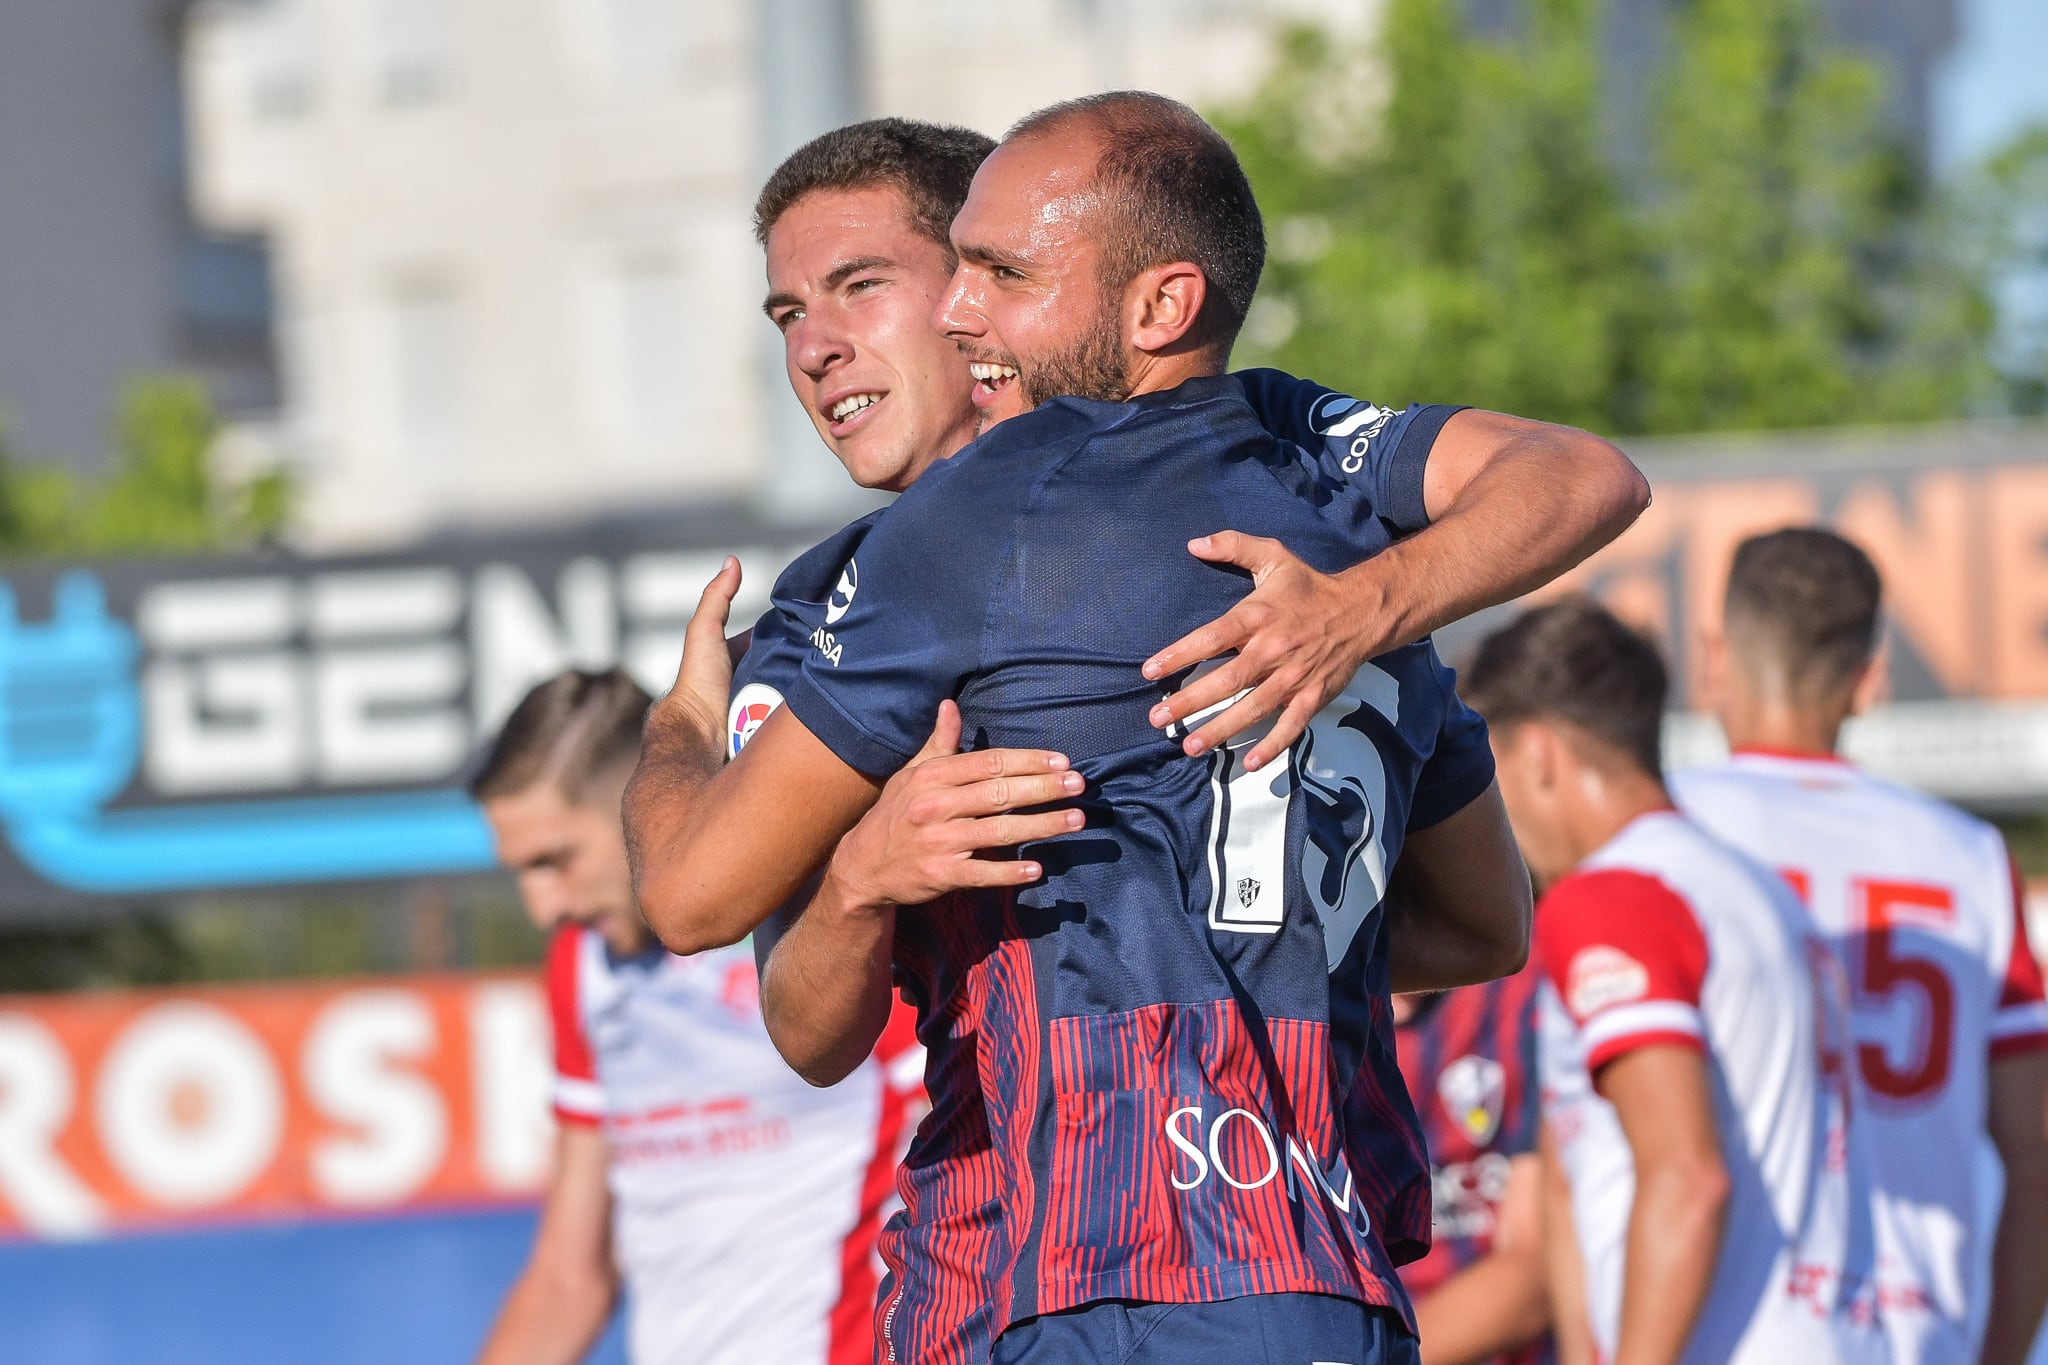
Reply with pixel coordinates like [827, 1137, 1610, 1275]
[824, 560, 858, 625]
[1565, 945, 1651, 1018]
[727, 682, 784, 758]
[1437, 1054, 1506, 1145]
[1308, 394, 1397, 475]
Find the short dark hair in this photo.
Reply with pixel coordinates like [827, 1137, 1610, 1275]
[1462, 597, 1669, 776]
[753, 117, 996, 248]
[468, 668, 652, 805]
[1723, 527, 1882, 703]
[1006, 91, 1266, 355]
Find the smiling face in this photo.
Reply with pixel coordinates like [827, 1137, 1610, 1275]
[484, 780, 649, 956]
[763, 186, 983, 491]
[936, 131, 1129, 429]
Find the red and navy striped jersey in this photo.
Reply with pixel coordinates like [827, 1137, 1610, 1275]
[738, 371, 1490, 1354]
[1393, 975, 1550, 1365]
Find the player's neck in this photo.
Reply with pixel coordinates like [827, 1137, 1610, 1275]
[1716, 688, 1845, 761]
[1122, 349, 1223, 400]
[1570, 765, 1676, 865]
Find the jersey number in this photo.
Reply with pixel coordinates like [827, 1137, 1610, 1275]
[1785, 869, 1957, 1105]
[1204, 665, 1398, 972]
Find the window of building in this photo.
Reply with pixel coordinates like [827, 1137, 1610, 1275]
[605, 0, 685, 85]
[374, 0, 452, 106]
[242, 0, 315, 119]
[578, 252, 691, 460]
[384, 277, 462, 461]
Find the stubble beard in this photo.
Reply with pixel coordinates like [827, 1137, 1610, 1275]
[1019, 301, 1129, 409]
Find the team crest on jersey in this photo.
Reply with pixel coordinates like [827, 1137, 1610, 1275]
[1438, 1055, 1506, 1145]
[1236, 877, 1262, 910]
[1566, 945, 1650, 1018]
[727, 682, 784, 758]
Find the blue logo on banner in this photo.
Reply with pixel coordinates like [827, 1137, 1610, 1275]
[0, 573, 496, 893]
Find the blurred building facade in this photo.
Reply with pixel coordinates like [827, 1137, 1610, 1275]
[183, 0, 1376, 549]
[0, 0, 274, 473]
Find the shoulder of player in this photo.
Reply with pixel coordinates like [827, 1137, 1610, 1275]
[1538, 863, 1701, 932]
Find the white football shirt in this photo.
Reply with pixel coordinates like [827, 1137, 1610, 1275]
[549, 926, 925, 1365]
[1676, 749, 2048, 1361]
[1536, 809, 1887, 1365]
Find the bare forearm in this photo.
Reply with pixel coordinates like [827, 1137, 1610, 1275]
[1372, 427, 1647, 651]
[627, 705, 880, 956]
[623, 699, 732, 947]
[1984, 1171, 2048, 1365]
[1543, 1157, 1596, 1365]
[760, 872, 898, 1087]
[1614, 1164, 1727, 1365]
[1414, 1248, 1550, 1365]
[475, 1264, 616, 1365]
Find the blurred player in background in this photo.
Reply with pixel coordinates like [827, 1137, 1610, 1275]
[471, 669, 921, 1365]
[1674, 527, 2048, 1364]
[1465, 600, 1884, 1365]
[1393, 975, 1552, 1365]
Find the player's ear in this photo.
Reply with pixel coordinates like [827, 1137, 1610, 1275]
[1125, 262, 1208, 355]
[1848, 634, 1889, 717]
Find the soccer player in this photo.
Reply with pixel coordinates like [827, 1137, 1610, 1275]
[1392, 975, 1552, 1365]
[471, 669, 922, 1365]
[630, 93, 1545, 1364]
[722, 114, 1642, 1365]
[1463, 599, 1883, 1365]
[1673, 527, 2048, 1364]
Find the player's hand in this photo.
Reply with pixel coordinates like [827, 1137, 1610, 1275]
[655, 556, 742, 748]
[1142, 532, 1388, 771]
[823, 701, 1085, 913]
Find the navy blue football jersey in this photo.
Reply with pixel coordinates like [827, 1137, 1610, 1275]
[729, 372, 1487, 1356]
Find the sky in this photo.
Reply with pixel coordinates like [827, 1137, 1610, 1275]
[1933, 0, 2048, 171]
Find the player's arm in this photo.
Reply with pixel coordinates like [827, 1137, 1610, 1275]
[1146, 409, 1647, 767]
[1983, 851, 2048, 1365]
[1385, 781, 1532, 992]
[1540, 1122, 1597, 1365]
[628, 562, 1069, 957]
[1601, 1045, 1730, 1365]
[760, 701, 1084, 1085]
[474, 1123, 618, 1365]
[1411, 1152, 1550, 1364]
[1985, 1049, 2048, 1365]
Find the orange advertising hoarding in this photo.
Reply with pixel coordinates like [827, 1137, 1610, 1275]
[1528, 442, 2048, 708]
[0, 973, 552, 1240]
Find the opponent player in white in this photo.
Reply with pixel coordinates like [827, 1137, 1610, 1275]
[1674, 527, 2048, 1364]
[1465, 598, 1884, 1365]
[471, 669, 922, 1365]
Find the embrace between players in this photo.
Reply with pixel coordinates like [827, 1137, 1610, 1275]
[481, 92, 2048, 1365]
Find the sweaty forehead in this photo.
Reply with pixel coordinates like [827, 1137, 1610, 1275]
[956, 134, 1103, 247]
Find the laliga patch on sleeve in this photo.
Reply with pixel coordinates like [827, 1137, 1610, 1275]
[728, 682, 784, 758]
[1566, 945, 1650, 1019]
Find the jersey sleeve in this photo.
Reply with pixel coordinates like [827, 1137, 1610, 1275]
[1410, 653, 1496, 829]
[547, 927, 604, 1127]
[1535, 868, 1712, 1071]
[778, 487, 1010, 778]
[1232, 368, 1465, 534]
[1991, 850, 2048, 1061]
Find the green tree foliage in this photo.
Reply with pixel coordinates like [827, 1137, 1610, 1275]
[0, 376, 291, 557]
[1214, 0, 1999, 435]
